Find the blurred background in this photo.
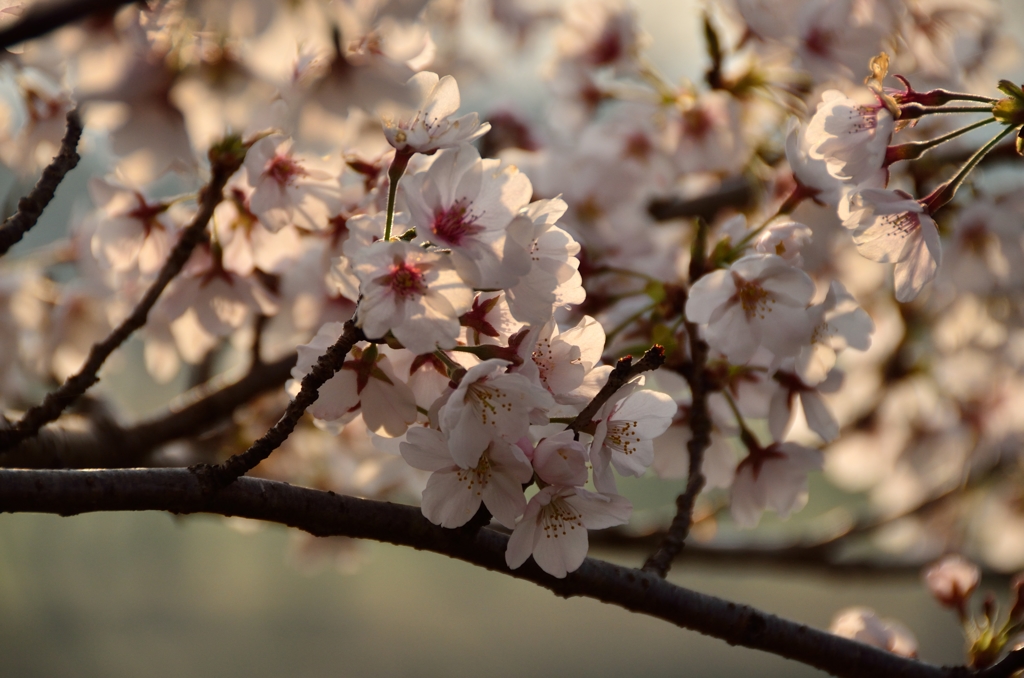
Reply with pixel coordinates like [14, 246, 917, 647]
[3, 0, 1024, 676]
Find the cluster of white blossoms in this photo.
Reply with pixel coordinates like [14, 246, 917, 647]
[3, 0, 1024, 619]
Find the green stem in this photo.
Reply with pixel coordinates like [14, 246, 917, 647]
[900, 104, 994, 120]
[922, 124, 1017, 214]
[886, 117, 995, 164]
[384, 150, 413, 241]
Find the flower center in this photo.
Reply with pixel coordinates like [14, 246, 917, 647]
[541, 497, 583, 539]
[431, 199, 483, 246]
[735, 278, 771, 320]
[264, 153, 306, 186]
[454, 452, 493, 497]
[881, 212, 920, 240]
[606, 419, 641, 456]
[388, 260, 428, 298]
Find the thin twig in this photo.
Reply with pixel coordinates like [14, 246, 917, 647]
[190, 319, 364, 489]
[0, 0, 135, 50]
[0, 108, 82, 256]
[0, 466, 1010, 678]
[643, 220, 711, 577]
[565, 345, 666, 438]
[0, 142, 246, 452]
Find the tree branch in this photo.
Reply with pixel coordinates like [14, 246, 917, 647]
[0, 353, 296, 469]
[648, 175, 757, 222]
[642, 219, 711, 576]
[0, 142, 245, 452]
[190, 319, 364, 489]
[0, 107, 82, 256]
[565, 345, 666, 438]
[0, 466, 1004, 678]
[0, 0, 136, 50]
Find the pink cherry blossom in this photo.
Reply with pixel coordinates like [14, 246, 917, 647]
[351, 240, 473, 355]
[439, 359, 556, 468]
[531, 430, 589, 486]
[400, 426, 533, 529]
[403, 143, 532, 289]
[924, 554, 980, 611]
[381, 72, 489, 154]
[291, 323, 418, 437]
[505, 485, 632, 578]
[841, 188, 941, 303]
[685, 254, 816, 364]
[87, 178, 175, 275]
[830, 607, 918, 658]
[807, 90, 893, 186]
[730, 441, 823, 528]
[590, 380, 677, 493]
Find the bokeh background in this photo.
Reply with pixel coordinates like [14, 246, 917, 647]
[4, 0, 1024, 676]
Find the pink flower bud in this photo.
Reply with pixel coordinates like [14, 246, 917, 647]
[924, 554, 980, 611]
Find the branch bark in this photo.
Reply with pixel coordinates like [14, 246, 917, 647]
[565, 344, 666, 438]
[0, 107, 82, 256]
[0, 467, 1018, 678]
[0, 0, 135, 50]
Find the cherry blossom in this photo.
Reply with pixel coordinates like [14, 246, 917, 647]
[439, 359, 555, 468]
[505, 485, 632, 578]
[381, 72, 489, 154]
[351, 240, 473, 354]
[87, 178, 175, 275]
[685, 254, 816, 364]
[730, 441, 823, 528]
[531, 430, 589, 487]
[841, 188, 941, 302]
[403, 143, 532, 289]
[291, 323, 418, 437]
[590, 380, 677, 493]
[924, 554, 981, 611]
[244, 135, 343, 232]
[400, 426, 532, 529]
[807, 90, 893, 186]
[830, 607, 918, 658]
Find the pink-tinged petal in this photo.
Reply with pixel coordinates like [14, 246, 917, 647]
[569, 489, 632, 530]
[531, 516, 588, 578]
[893, 217, 941, 303]
[420, 468, 483, 528]
[400, 427, 454, 472]
[706, 303, 760, 364]
[800, 391, 839, 442]
[362, 375, 418, 437]
[685, 269, 735, 323]
[482, 470, 528, 529]
[768, 389, 793, 442]
[505, 499, 542, 570]
[307, 369, 360, 422]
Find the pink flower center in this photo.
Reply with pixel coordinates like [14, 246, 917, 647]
[388, 260, 428, 298]
[431, 199, 484, 246]
[264, 153, 306, 186]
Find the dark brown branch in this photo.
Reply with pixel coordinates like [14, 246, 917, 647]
[191, 319, 364, 488]
[565, 344, 666, 438]
[0, 0, 135, 50]
[643, 219, 712, 577]
[0, 107, 82, 256]
[0, 352, 296, 470]
[0, 466, 1009, 678]
[648, 175, 757, 222]
[0, 141, 246, 452]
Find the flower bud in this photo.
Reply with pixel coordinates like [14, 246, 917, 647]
[924, 554, 980, 613]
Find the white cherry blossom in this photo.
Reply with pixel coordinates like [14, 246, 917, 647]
[830, 607, 918, 658]
[244, 134, 343, 232]
[531, 430, 589, 486]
